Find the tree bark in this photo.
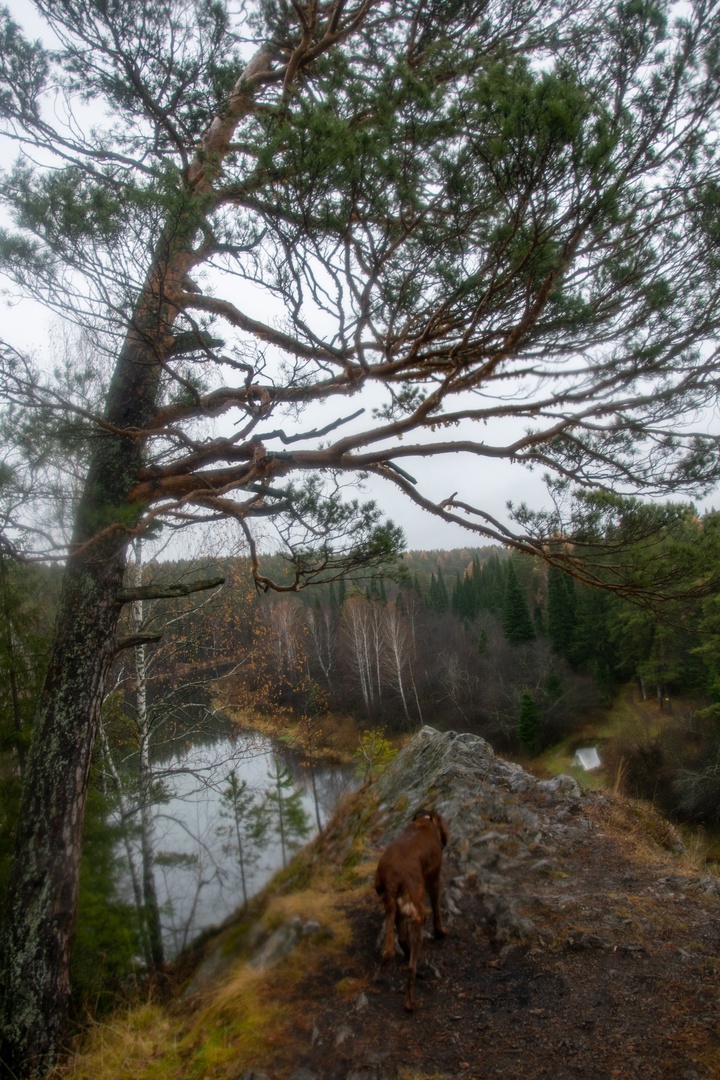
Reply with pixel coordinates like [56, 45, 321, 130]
[0, 301, 163, 1069]
[132, 543, 165, 972]
[0, 557, 27, 774]
[0, 47, 272, 1075]
[0, 543, 128, 1076]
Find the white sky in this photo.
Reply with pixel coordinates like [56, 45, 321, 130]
[1, 0, 716, 558]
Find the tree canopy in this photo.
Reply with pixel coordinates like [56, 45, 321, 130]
[1, 0, 719, 573]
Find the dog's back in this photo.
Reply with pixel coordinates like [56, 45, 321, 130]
[375, 816, 441, 899]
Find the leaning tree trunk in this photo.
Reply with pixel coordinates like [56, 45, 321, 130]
[0, 294, 172, 1074]
[0, 162, 192, 1074]
[0, 30, 357, 1073]
[0, 541, 129, 1075]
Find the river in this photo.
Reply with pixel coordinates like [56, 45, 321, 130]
[119, 727, 355, 957]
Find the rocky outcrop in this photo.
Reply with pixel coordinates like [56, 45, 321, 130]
[179, 726, 717, 1080]
[370, 725, 592, 949]
[187, 726, 613, 992]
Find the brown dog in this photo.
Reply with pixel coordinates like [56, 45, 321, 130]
[375, 808, 450, 1011]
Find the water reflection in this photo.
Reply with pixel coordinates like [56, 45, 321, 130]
[120, 730, 355, 956]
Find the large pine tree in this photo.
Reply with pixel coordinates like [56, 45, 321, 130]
[2, 2, 720, 1072]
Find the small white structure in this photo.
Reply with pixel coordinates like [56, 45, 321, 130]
[573, 746, 601, 771]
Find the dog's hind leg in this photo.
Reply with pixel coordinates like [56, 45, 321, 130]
[426, 869, 447, 939]
[382, 895, 397, 964]
[403, 914, 423, 1012]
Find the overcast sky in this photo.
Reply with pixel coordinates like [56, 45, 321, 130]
[1, 0, 716, 559]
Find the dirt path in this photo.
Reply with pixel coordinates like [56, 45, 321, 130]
[269, 795, 720, 1080]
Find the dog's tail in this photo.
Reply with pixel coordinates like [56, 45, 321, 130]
[396, 888, 420, 920]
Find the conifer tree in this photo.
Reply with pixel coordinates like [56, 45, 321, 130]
[451, 572, 463, 618]
[477, 555, 507, 617]
[427, 572, 438, 611]
[261, 760, 311, 870]
[518, 691, 542, 754]
[503, 563, 536, 645]
[434, 568, 450, 614]
[546, 567, 578, 660]
[217, 770, 266, 909]
[572, 580, 617, 687]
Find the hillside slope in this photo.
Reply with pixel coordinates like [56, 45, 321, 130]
[61, 728, 720, 1080]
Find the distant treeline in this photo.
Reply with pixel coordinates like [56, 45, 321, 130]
[131, 512, 720, 763]
[4, 510, 720, 826]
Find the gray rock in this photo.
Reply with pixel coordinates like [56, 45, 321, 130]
[183, 944, 236, 997]
[530, 858, 560, 874]
[565, 932, 611, 951]
[249, 921, 302, 970]
[537, 774, 583, 801]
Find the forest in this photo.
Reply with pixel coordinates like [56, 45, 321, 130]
[3, 501, 720, 1025]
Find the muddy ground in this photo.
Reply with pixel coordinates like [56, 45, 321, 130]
[270, 795, 720, 1080]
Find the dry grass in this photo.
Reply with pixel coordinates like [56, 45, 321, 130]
[187, 966, 293, 1072]
[262, 880, 356, 945]
[56, 963, 301, 1080]
[54, 1003, 179, 1080]
[215, 703, 363, 764]
[53, 781, 389, 1080]
[593, 791, 685, 865]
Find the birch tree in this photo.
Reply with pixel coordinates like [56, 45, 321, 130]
[381, 598, 421, 728]
[342, 594, 381, 715]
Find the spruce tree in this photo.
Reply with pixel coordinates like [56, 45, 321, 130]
[518, 691, 542, 755]
[435, 568, 450, 614]
[261, 760, 311, 870]
[427, 572, 438, 612]
[546, 567, 578, 660]
[574, 585, 617, 687]
[217, 770, 266, 909]
[478, 555, 507, 617]
[451, 571, 467, 619]
[503, 563, 536, 645]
